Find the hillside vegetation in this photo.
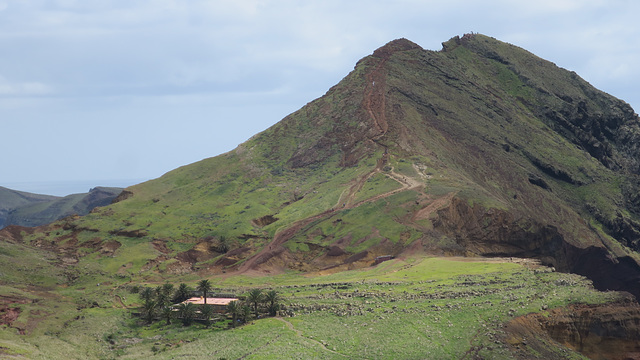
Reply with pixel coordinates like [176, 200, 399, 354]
[0, 239, 634, 359]
[2, 34, 640, 358]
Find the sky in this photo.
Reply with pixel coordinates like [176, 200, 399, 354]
[1, 0, 639, 196]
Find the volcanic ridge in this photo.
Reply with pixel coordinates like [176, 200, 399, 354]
[2, 33, 640, 359]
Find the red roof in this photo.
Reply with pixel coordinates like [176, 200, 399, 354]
[183, 297, 238, 306]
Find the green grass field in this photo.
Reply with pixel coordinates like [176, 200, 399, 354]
[0, 253, 618, 359]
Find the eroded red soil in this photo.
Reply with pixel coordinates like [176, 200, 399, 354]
[504, 299, 640, 359]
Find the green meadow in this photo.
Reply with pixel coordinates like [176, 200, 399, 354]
[0, 251, 618, 359]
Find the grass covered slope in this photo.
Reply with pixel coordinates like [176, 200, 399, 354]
[0, 253, 633, 359]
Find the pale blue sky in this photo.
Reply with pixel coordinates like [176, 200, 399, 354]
[1, 0, 639, 195]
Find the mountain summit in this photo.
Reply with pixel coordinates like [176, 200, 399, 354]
[6, 34, 640, 297]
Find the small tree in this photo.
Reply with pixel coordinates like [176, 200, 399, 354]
[161, 305, 174, 325]
[197, 279, 213, 305]
[200, 305, 214, 328]
[240, 304, 252, 324]
[173, 283, 192, 303]
[161, 283, 174, 301]
[264, 290, 281, 317]
[178, 302, 196, 326]
[226, 300, 240, 328]
[142, 299, 157, 324]
[247, 288, 263, 317]
[140, 287, 154, 304]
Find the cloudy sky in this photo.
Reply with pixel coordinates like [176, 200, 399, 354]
[2, 0, 639, 195]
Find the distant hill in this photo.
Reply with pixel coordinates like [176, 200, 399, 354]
[0, 186, 122, 228]
[0, 187, 59, 228]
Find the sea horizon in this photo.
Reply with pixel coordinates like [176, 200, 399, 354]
[2, 178, 149, 197]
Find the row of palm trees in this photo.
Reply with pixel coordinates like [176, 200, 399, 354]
[226, 288, 281, 328]
[134, 280, 282, 328]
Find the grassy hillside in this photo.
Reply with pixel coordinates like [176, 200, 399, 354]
[0, 242, 628, 359]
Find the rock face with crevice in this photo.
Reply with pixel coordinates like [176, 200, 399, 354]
[504, 299, 640, 359]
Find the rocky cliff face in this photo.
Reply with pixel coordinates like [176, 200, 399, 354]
[432, 197, 640, 299]
[504, 299, 640, 359]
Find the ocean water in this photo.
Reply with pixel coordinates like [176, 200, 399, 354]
[2, 178, 149, 197]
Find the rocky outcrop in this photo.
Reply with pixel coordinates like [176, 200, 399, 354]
[111, 189, 133, 204]
[504, 299, 640, 359]
[252, 215, 279, 227]
[432, 197, 640, 299]
[432, 197, 566, 260]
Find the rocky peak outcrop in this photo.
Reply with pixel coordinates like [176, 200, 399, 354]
[372, 38, 422, 59]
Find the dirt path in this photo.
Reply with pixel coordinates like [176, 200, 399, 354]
[114, 294, 127, 309]
[460, 328, 484, 360]
[364, 53, 389, 139]
[275, 317, 347, 357]
[237, 163, 422, 273]
[412, 192, 456, 221]
[236, 208, 336, 273]
[236, 53, 426, 274]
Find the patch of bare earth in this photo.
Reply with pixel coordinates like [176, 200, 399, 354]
[0, 296, 29, 335]
[412, 192, 456, 221]
[151, 239, 171, 254]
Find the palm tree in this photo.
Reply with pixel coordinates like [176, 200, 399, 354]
[226, 300, 240, 328]
[200, 305, 214, 328]
[264, 290, 281, 317]
[139, 287, 157, 323]
[161, 305, 174, 325]
[161, 283, 174, 301]
[178, 302, 196, 326]
[173, 283, 192, 303]
[197, 279, 213, 305]
[142, 299, 157, 324]
[217, 236, 229, 253]
[240, 304, 252, 324]
[154, 283, 174, 308]
[247, 288, 263, 317]
[155, 285, 170, 308]
[140, 287, 154, 304]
